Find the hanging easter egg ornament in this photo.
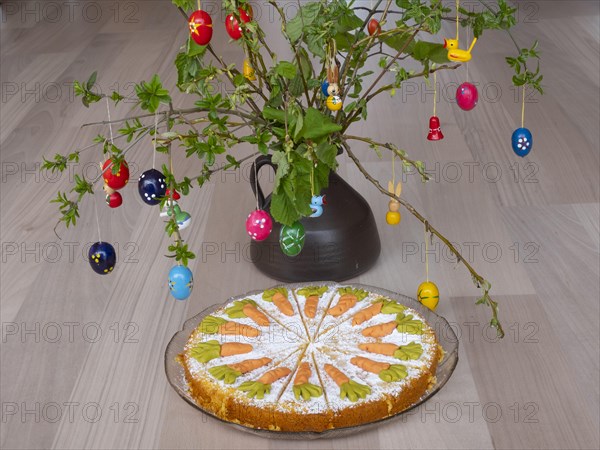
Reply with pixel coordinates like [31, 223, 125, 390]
[246, 209, 273, 241]
[386, 180, 402, 226]
[456, 82, 478, 111]
[279, 222, 305, 257]
[225, 7, 251, 40]
[189, 9, 213, 46]
[168, 265, 194, 300]
[88, 241, 116, 275]
[368, 18, 381, 36]
[138, 168, 167, 205]
[326, 95, 343, 111]
[417, 281, 439, 311]
[243, 58, 256, 81]
[309, 195, 326, 218]
[102, 159, 129, 190]
[512, 127, 532, 157]
[106, 191, 122, 208]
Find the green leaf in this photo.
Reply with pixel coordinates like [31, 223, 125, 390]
[262, 106, 287, 123]
[86, 71, 97, 90]
[187, 37, 207, 57]
[275, 61, 297, 80]
[315, 142, 337, 169]
[270, 178, 299, 226]
[300, 108, 342, 141]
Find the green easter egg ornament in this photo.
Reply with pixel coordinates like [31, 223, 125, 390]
[279, 222, 306, 257]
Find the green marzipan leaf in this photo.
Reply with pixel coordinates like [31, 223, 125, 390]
[262, 287, 288, 301]
[396, 313, 424, 335]
[199, 316, 227, 334]
[296, 286, 328, 298]
[379, 364, 408, 382]
[337, 287, 369, 301]
[393, 342, 423, 360]
[190, 340, 221, 363]
[238, 381, 271, 399]
[209, 365, 242, 384]
[379, 298, 407, 314]
[225, 299, 258, 319]
[340, 379, 371, 402]
[293, 382, 323, 401]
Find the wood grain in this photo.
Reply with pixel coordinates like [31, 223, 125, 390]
[1, 1, 598, 449]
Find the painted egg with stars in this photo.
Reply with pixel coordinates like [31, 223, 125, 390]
[245, 209, 272, 241]
[279, 221, 305, 257]
[138, 169, 166, 205]
[88, 242, 116, 275]
[168, 265, 194, 300]
[188, 10, 213, 46]
[511, 127, 533, 157]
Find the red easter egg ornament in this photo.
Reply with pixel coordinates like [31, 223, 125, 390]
[225, 8, 251, 40]
[368, 19, 381, 36]
[189, 10, 213, 46]
[456, 82, 479, 111]
[102, 159, 129, 190]
[245, 210, 273, 241]
[106, 192, 123, 208]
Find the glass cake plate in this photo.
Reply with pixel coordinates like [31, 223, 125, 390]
[165, 282, 459, 439]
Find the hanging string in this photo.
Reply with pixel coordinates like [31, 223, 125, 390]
[521, 86, 526, 128]
[466, 24, 470, 82]
[253, 159, 259, 210]
[424, 224, 429, 282]
[105, 98, 114, 146]
[310, 164, 315, 197]
[433, 69, 437, 117]
[456, 0, 460, 41]
[152, 110, 159, 169]
[93, 190, 102, 243]
[197, 0, 201, 11]
[391, 152, 395, 188]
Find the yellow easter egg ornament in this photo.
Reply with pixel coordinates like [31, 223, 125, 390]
[326, 95, 343, 111]
[417, 281, 439, 311]
[243, 58, 256, 81]
[386, 211, 401, 225]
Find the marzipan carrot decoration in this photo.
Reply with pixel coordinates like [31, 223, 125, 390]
[361, 320, 397, 337]
[209, 357, 272, 385]
[292, 362, 323, 400]
[358, 342, 398, 356]
[297, 286, 328, 319]
[258, 367, 292, 384]
[324, 363, 349, 386]
[221, 342, 253, 357]
[358, 341, 424, 360]
[228, 357, 272, 374]
[352, 301, 383, 325]
[262, 287, 294, 316]
[225, 299, 270, 326]
[350, 356, 389, 374]
[294, 362, 311, 385]
[324, 363, 371, 402]
[199, 315, 260, 337]
[238, 367, 292, 399]
[328, 287, 369, 317]
[351, 356, 408, 382]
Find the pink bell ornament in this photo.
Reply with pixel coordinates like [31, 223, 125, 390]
[427, 116, 444, 141]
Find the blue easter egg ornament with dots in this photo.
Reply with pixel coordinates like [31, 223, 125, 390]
[511, 128, 533, 157]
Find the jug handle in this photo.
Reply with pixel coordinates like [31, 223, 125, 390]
[249, 155, 277, 210]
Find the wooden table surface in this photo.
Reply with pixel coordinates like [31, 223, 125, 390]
[1, 1, 598, 449]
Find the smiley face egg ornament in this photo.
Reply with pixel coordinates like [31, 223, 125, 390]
[511, 128, 533, 157]
[326, 95, 343, 112]
[188, 10, 213, 46]
[279, 222, 305, 257]
[138, 169, 167, 205]
[88, 242, 116, 275]
[417, 281, 439, 311]
[168, 265, 194, 301]
[245, 209, 273, 241]
[456, 82, 478, 111]
[102, 159, 129, 190]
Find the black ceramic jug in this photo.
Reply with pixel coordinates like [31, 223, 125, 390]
[249, 155, 381, 282]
